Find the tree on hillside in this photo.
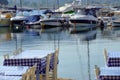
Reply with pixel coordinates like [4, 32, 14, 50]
[0, 0, 8, 5]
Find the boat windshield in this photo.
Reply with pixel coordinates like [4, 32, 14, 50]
[76, 10, 86, 15]
[16, 11, 30, 17]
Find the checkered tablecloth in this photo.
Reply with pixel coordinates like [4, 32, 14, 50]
[3, 50, 55, 73]
[99, 67, 120, 80]
[0, 66, 28, 76]
[0, 76, 22, 80]
[107, 52, 120, 67]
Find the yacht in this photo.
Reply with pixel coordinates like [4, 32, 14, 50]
[69, 9, 98, 33]
[40, 11, 67, 33]
[25, 15, 42, 29]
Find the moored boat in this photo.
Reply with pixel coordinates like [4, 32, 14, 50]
[25, 15, 42, 29]
[40, 11, 68, 33]
[69, 9, 98, 33]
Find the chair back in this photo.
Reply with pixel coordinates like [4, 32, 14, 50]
[94, 65, 100, 80]
[45, 54, 52, 80]
[40, 48, 59, 80]
[53, 48, 59, 80]
[104, 48, 108, 63]
[22, 64, 37, 80]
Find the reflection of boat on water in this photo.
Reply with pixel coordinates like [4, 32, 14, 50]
[69, 9, 98, 34]
[0, 33, 11, 41]
[71, 29, 97, 41]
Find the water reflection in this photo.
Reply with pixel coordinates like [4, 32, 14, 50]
[0, 27, 120, 80]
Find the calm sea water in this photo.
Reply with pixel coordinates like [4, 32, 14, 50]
[0, 28, 120, 80]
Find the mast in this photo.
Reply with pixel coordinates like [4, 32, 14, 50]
[57, 0, 60, 10]
[20, 0, 22, 8]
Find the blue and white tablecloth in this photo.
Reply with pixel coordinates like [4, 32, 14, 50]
[107, 52, 120, 67]
[0, 76, 21, 80]
[3, 50, 55, 73]
[0, 66, 29, 76]
[99, 67, 120, 80]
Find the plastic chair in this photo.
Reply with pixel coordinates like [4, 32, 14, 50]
[94, 65, 100, 80]
[104, 48, 108, 64]
[30, 64, 37, 80]
[22, 64, 37, 80]
[42, 48, 59, 80]
[38, 53, 52, 80]
[53, 48, 59, 80]
[22, 73, 27, 80]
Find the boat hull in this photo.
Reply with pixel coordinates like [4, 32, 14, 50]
[40, 18, 65, 32]
[112, 21, 120, 27]
[69, 19, 97, 33]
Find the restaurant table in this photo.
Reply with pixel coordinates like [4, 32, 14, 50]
[99, 67, 120, 80]
[0, 76, 22, 80]
[0, 66, 29, 76]
[107, 52, 120, 67]
[3, 50, 55, 73]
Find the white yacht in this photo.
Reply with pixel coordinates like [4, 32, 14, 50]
[111, 11, 120, 28]
[40, 12, 67, 33]
[69, 9, 98, 33]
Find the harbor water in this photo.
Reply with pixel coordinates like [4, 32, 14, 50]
[0, 28, 120, 80]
